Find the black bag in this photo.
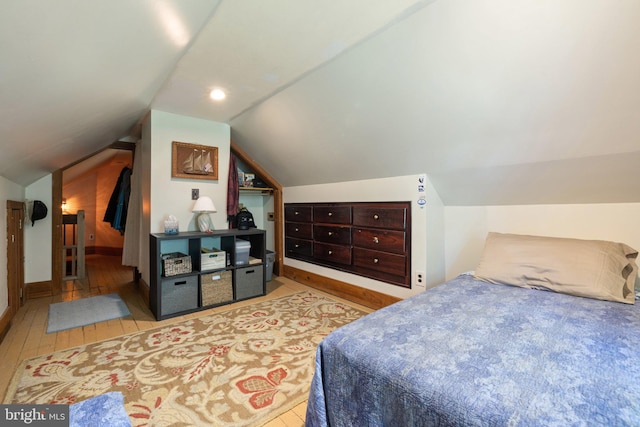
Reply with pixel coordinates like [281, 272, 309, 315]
[236, 207, 256, 230]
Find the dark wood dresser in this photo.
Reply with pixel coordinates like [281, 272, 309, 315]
[285, 202, 411, 288]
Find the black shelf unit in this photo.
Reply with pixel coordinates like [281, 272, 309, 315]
[149, 229, 266, 320]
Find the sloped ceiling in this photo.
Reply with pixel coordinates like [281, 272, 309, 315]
[230, 0, 640, 205]
[2, 0, 639, 205]
[0, 0, 221, 185]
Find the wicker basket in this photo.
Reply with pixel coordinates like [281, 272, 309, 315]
[162, 252, 192, 277]
[201, 270, 233, 306]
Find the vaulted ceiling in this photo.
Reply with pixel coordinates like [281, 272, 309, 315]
[2, 0, 639, 205]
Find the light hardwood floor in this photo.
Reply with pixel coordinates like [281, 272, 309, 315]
[0, 254, 372, 426]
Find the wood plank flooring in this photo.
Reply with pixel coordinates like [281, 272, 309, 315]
[0, 254, 372, 426]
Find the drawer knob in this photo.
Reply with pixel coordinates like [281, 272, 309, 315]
[328, 231, 333, 236]
[373, 258, 379, 264]
[295, 211, 300, 215]
[328, 212, 333, 216]
[373, 236, 379, 244]
[373, 214, 380, 220]
[295, 227, 299, 232]
[328, 250, 333, 255]
[295, 244, 300, 248]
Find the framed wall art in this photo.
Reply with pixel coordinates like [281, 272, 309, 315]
[171, 141, 218, 180]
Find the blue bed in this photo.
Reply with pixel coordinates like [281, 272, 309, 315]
[306, 274, 640, 426]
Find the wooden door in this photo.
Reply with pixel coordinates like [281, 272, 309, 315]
[6, 200, 25, 315]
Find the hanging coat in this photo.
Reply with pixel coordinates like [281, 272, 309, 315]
[227, 154, 239, 227]
[104, 166, 132, 234]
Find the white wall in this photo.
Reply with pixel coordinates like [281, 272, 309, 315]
[149, 110, 231, 233]
[284, 174, 444, 299]
[139, 110, 231, 285]
[25, 175, 53, 283]
[0, 176, 25, 315]
[445, 203, 640, 280]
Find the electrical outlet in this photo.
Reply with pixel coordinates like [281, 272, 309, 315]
[267, 212, 275, 221]
[191, 188, 199, 200]
[414, 271, 425, 287]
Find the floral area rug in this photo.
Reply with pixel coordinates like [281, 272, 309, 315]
[5, 291, 368, 426]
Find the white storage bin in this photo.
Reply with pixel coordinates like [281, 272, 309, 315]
[201, 249, 226, 271]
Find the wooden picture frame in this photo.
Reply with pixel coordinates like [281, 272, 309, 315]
[171, 141, 218, 180]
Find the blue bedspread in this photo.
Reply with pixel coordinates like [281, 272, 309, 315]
[306, 275, 640, 426]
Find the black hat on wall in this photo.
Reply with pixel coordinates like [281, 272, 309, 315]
[31, 200, 48, 226]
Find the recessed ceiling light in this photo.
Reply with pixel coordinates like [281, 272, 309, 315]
[210, 88, 226, 101]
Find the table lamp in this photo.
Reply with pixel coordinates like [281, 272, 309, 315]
[192, 196, 216, 232]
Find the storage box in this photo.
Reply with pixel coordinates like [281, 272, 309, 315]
[236, 265, 264, 300]
[200, 248, 226, 271]
[161, 252, 192, 277]
[201, 270, 233, 306]
[235, 239, 251, 266]
[160, 275, 198, 316]
[265, 250, 276, 281]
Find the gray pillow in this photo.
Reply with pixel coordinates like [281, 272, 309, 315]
[474, 232, 638, 304]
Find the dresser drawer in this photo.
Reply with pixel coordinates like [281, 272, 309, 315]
[313, 242, 351, 265]
[353, 228, 406, 255]
[286, 237, 313, 257]
[313, 225, 351, 245]
[353, 206, 407, 230]
[284, 201, 411, 288]
[285, 222, 313, 239]
[313, 205, 351, 224]
[353, 248, 407, 277]
[285, 205, 313, 222]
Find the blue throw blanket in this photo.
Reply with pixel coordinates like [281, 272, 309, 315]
[70, 392, 130, 427]
[306, 275, 640, 426]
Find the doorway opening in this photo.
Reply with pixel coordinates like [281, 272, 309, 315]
[52, 144, 136, 299]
